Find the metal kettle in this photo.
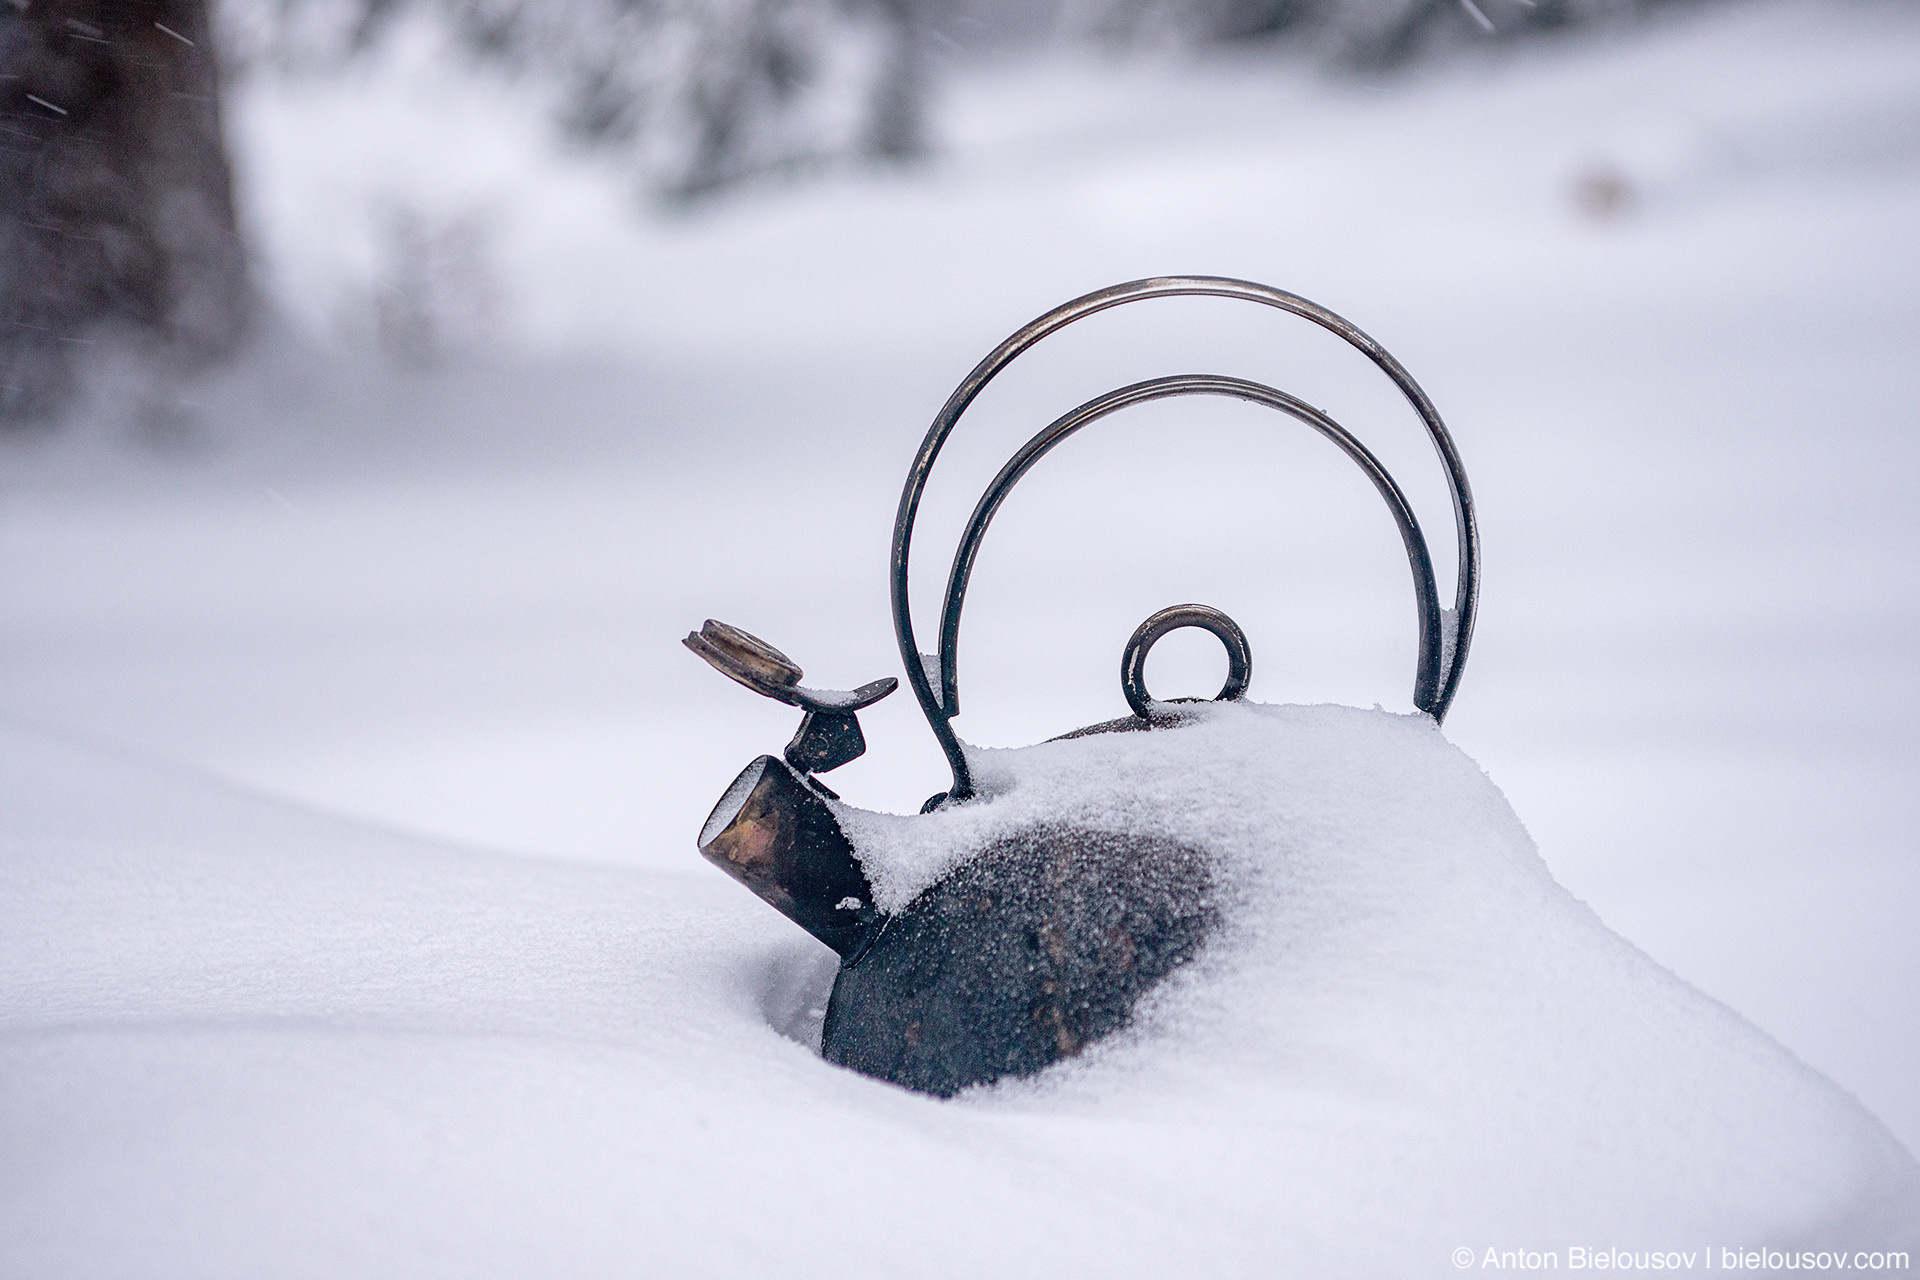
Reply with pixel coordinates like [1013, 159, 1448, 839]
[685, 277, 1480, 1097]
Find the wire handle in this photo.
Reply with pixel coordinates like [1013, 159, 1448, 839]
[890, 277, 1479, 804]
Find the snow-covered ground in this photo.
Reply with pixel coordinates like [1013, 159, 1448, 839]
[4, 0, 1919, 1272]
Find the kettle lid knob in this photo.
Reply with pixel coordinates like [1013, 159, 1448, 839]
[684, 619, 897, 775]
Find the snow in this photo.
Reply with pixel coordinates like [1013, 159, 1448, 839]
[5, 0, 1920, 1270]
[6, 707, 1913, 1277]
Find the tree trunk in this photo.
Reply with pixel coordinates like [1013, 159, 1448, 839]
[1, 0, 248, 426]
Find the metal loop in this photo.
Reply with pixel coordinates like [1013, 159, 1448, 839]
[936, 374, 1442, 746]
[892, 276, 1480, 804]
[1121, 605, 1252, 720]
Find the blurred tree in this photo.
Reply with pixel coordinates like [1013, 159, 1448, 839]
[513, 0, 931, 200]
[2, 0, 929, 423]
[232, 0, 930, 202]
[1, 0, 248, 426]
[1063, 0, 1665, 65]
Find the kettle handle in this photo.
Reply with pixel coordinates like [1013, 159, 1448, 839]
[890, 277, 1480, 804]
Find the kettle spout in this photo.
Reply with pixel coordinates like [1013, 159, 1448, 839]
[698, 755, 876, 957]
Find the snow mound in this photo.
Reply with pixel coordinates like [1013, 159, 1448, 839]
[2, 711, 1913, 1277]
[845, 702, 1918, 1248]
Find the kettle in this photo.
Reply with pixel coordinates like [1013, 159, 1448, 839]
[685, 276, 1479, 1096]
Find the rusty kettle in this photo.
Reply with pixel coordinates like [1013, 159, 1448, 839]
[685, 277, 1480, 1097]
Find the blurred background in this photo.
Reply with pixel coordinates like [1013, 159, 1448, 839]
[3, 0, 1916, 1148]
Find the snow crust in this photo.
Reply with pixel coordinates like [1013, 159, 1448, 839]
[4, 710, 1912, 1277]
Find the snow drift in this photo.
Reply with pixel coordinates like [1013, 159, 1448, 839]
[3, 701, 1912, 1277]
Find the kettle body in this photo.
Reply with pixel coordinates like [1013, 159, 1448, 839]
[699, 746, 1217, 1096]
